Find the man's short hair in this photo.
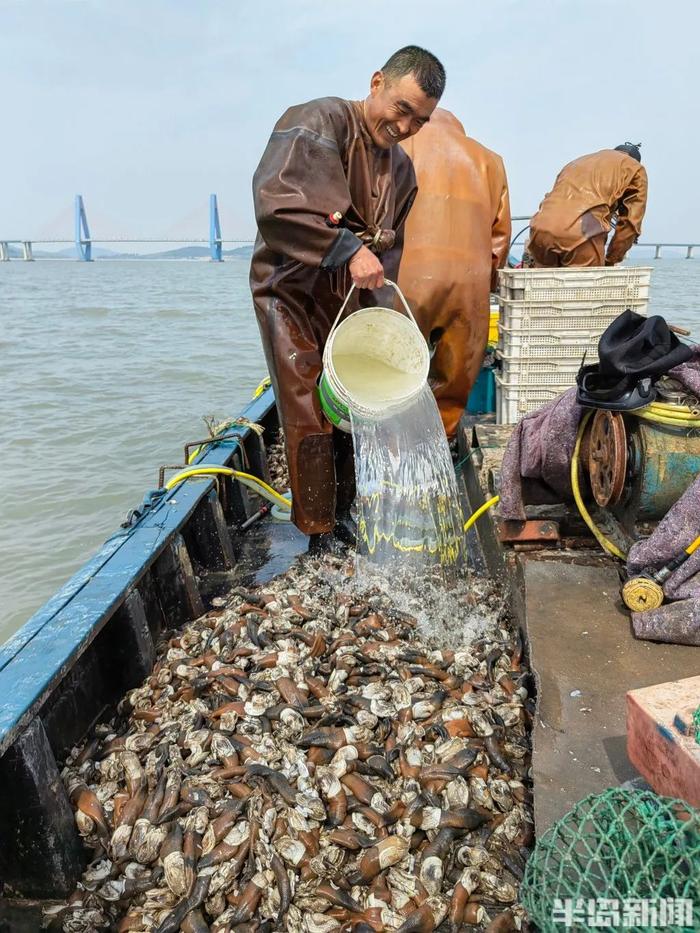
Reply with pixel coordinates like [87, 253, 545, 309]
[381, 46, 446, 100]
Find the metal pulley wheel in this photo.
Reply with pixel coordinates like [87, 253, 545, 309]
[588, 410, 628, 508]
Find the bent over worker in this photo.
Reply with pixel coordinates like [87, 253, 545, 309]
[527, 143, 647, 267]
[250, 46, 444, 546]
[398, 109, 511, 437]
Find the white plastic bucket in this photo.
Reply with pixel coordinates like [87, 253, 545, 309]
[319, 279, 429, 431]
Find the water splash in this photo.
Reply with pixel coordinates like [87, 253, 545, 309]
[350, 385, 466, 586]
[312, 556, 501, 648]
[356, 564, 500, 647]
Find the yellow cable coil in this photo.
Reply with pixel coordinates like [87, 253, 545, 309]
[621, 577, 664, 612]
[636, 400, 700, 429]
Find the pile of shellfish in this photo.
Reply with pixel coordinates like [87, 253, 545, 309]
[267, 431, 290, 494]
[52, 552, 533, 932]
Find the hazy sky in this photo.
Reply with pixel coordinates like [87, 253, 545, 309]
[2, 0, 698, 244]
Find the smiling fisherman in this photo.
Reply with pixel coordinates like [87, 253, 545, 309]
[251, 46, 445, 550]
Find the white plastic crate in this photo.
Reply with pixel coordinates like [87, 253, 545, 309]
[499, 361, 581, 388]
[493, 266, 653, 423]
[499, 297, 649, 333]
[498, 325, 604, 361]
[499, 266, 652, 302]
[495, 372, 572, 423]
[498, 353, 584, 380]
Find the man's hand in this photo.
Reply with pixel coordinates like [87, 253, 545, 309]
[348, 245, 384, 290]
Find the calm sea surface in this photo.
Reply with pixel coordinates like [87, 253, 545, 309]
[1, 257, 699, 644]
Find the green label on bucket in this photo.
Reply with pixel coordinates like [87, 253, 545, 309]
[319, 373, 351, 430]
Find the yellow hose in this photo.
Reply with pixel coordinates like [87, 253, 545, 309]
[165, 467, 292, 510]
[645, 400, 700, 416]
[571, 412, 627, 560]
[636, 401, 700, 429]
[637, 411, 700, 428]
[463, 495, 500, 532]
[166, 468, 501, 534]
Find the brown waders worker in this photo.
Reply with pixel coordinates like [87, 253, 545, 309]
[250, 46, 445, 549]
[527, 143, 647, 267]
[398, 109, 511, 437]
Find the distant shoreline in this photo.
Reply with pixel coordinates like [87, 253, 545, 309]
[1, 246, 694, 262]
[2, 245, 255, 261]
[15, 255, 253, 262]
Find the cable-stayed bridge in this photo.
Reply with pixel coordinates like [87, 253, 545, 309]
[0, 195, 253, 261]
[2, 204, 697, 262]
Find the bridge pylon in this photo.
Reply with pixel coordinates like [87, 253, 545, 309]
[209, 194, 223, 262]
[75, 195, 92, 261]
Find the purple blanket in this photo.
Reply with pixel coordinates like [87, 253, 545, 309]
[629, 468, 700, 647]
[499, 388, 582, 522]
[627, 473, 700, 600]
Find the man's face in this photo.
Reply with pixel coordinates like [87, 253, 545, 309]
[364, 71, 438, 149]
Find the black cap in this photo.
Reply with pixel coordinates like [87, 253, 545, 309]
[614, 142, 642, 162]
[598, 309, 691, 377]
[575, 309, 692, 411]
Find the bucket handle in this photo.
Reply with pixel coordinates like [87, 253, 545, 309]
[328, 278, 419, 338]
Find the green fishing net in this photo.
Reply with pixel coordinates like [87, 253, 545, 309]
[521, 788, 700, 932]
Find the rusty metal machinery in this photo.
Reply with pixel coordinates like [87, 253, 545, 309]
[584, 409, 700, 526]
[588, 410, 628, 509]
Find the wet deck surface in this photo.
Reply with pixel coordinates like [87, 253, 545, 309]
[521, 556, 700, 832]
[232, 517, 308, 586]
[199, 517, 308, 605]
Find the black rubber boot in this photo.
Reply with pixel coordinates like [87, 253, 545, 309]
[308, 532, 345, 555]
[334, 510, 357, 548]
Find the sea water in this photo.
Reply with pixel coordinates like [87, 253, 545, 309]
[350, 384, 466, 585]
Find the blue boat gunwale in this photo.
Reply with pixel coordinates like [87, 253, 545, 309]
[0, 386, 277, 758]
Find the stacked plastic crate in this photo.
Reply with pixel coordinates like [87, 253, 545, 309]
[496, 267, 652, 423]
